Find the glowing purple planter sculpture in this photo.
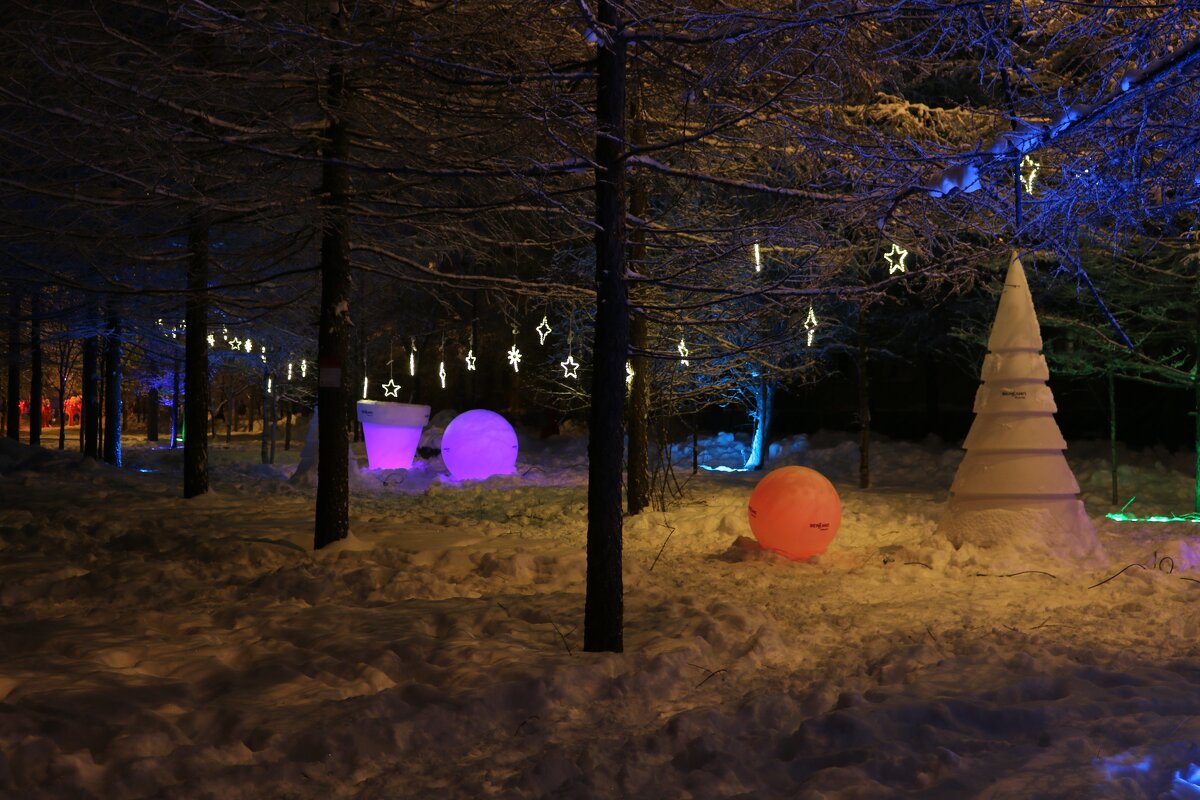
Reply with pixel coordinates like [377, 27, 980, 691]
[356, 400, 430, 470]
[441, 409, 518, 480]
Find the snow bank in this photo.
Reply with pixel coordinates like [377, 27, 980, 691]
[2, 431, 1200, 798]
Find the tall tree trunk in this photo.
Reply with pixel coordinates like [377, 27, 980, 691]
[627, 312, 650, 514]
[29, 292, 41, 446]
[269, 383, 277, 464]
[857, 309, 870, 489]
[626, 103, 650, 515]
[103, 310, 122, 466]
[747, 379, 775, 471]
[57, 364, 65, 450]
[147, 387, 159, 442]
[585, 0, 627, 654]
[314, 9, 352, 550]
[170, 357, 181, 449]
[284, 399, 292, 451]
[82, 308, 100, 459]
[6, 291, 20, 441]
[261, 369, 270, 464]
[184, 222, 210, 498]
[1108, 370, 1118, 507]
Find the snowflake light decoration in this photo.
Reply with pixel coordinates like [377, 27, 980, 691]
[507, 345, 522, 372]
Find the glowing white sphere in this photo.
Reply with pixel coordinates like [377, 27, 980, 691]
[441, 409, 518, 480]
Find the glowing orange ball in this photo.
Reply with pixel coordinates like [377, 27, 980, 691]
[747, 466, 842, 559]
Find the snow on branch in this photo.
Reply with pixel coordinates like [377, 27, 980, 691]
[928, 33, 1200, 198]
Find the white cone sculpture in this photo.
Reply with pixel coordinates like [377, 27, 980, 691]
[939, 252, 1103, 563]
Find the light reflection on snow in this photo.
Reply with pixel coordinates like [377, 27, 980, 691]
[1175, 763, 1200, 797]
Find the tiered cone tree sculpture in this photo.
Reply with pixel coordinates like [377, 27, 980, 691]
[939, 252, 1104, 563]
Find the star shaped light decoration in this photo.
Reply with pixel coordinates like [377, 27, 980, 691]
[884, 243, 908, 275]
[803, 306, 819, 347]
[536, 315, 552, 345]
[229, 337, 242, 350]
[677, 338, 689, 366]
[561, 355, 580, 378]
[465, 349, 477, 371]
[1020, 154, 1040, 195]
[507, 345, 522, 372]
[381, 379, 401, 398]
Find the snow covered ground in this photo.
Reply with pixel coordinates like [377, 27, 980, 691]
[2, 422, 1200, 799]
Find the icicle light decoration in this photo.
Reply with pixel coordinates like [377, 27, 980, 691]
[439, 361, 446, 388]
[753, 242, 762, 272]
[678, 338, 689, 366]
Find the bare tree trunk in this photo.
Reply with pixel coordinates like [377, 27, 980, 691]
[103, 310, 122, 466]
[57, 363, 65, 450]
[284, 399, 292, 451]
[261, 369, 270, 464]
[82, 308, 100, 459]
[29, 292, 41, 447]
[147, 387, 159, 442]
[585, 0, 627, 654]
[269, 384, 277, 465]
[627, 313, 650, 514]
[1108, 370, 1118, 507]
[6, 292, 20, 441]
[170, 357, 180, 449]
[857, 310, 870, 489]
[315, 8, 352, 550]
[184, 222, 210, 498]
[747, 379, 775, 471]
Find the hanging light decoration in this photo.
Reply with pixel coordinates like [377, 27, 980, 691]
[536, 315, 552, 345]
[382, 379, 401, 398]
[753, 242, 762, 273]
[678, 338, 689, 366]
[507, 344, 522, 372]
[465, 349, 477, 371]
[804, 306, 819, 347]
[439, 361, 447, 388]
[884, 243, 908, 274]
[1021, 154, 1040, 195]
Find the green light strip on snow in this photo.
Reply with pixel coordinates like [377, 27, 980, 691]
[1105, 496, 1200, 523]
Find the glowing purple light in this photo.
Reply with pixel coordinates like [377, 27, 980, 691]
[357, 401, 430, 470]
[441, 409, 518, 480]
